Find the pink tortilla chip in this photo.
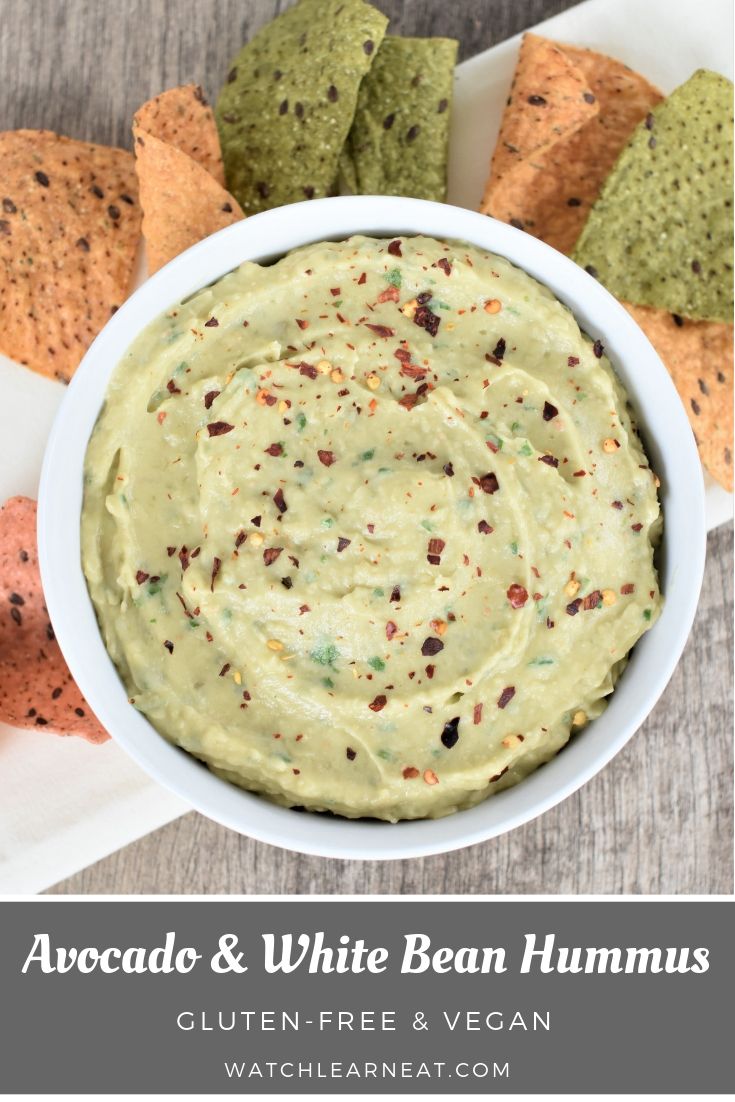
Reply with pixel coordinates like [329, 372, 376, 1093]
[0, 496, 108, 743]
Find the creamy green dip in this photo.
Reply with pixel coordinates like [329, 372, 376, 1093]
[81, 235, 662, 821]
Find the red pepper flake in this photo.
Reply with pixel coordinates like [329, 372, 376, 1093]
[390, 585, 401, 602]
[330, 287, 341, 297]
[369, 694, 387, 712]
[583, 589, 602, 610]
[427, 537, 445, 565]
[400, 363, 428, 379]
[568, 355, 580, 366]
[178, 546, 190, 571]
[443, 462, 454, 477]
[473, 702, 483, 725]
[497, 686, 515, 709]
[386, 620, 398, 640]
[475, 472, 499, 494]
[295, 319, 309, 330]
[440, 716, 460, 748]
[436, 257, 452, 276]
[421, 637, 443, 657]
[263, 547, 283, 566]
[377, 285, 400, 303]
[402, 765, 419, 779]
[204, 316, 219, 327]
[539, 454, 559, 468]
[299, 604, 311, 614]
[357, 272, 367, 285]
[167, 546, 176, 557]
[273, 487, 287, 513]
[477, 520, 493, 535]
[166, 379, 181, 395]
[507, 584, 528, 608]
[542, 401, 558, 421]
[593, 339, 604, 358]
[298, 362, 318, 379]
[566, 598, 582, 616]
[621, 583, 636, 594]
[399, 393, 419, 411]
[346, 746, 357, 760]
[318, 449, 336, 466]
[387, 239, 402, 256]
[204, 390, 220, 409]
[573, 469, 586, 477]
[219, 663, 231, 677]
[394, 346, 411, 362]
[490, 766, 509, 783]
[210, 557, 222, 591]
[414, 304, 440, 337]
[631, 522, 643, 532]
[251, 515, 262, 527]
[337, 537, 351, 552]
[163, 640, 174, 654]
[265, 443, 283, 457]
[207, 421, 234, 436]
[135, 570, 150, 585]
[425, 664, 435, 679]
[235, 530, 247, 550]
[365, 322, 395, 337]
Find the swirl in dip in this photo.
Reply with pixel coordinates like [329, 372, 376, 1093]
[81, 235, 662, 820]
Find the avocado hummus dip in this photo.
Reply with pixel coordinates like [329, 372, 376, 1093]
[81, 234, 662, 821]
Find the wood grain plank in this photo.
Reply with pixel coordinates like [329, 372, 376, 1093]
[1, 0, 728, 895]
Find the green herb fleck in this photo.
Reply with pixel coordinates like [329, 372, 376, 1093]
[360, 448, 375, 461]
[643, 609, 652, 621]
[311, 643, 340, 667]
[385, 268, 402, 288]
[296, 412, 307, 431]
[368, 656, 385, 671]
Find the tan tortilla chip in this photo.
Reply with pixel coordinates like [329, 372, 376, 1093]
[133, 127, 243, 273]
[133, 84, 226, 187]
[0, 130, 141, 382]
[0, 496, 108, 743]
[623, 305, 733, 491]
[482, 33, 663, 254]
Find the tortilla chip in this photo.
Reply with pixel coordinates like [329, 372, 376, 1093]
[0, 496, 108, 743]
[339, 35, 458, 201]
[481, 33, 663, 254]
[0, 130, 141, 382]
[216, 0, 388, 215]
[133, 127, 243, 274]
[624, 304, 733, 490]
[573, 70, 734, 322]
[133, 83, 226, 186]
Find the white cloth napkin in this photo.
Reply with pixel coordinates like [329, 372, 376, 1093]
[0, 722, 188, 894]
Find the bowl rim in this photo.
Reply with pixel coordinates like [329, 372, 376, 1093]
[37, 195, 706, 861]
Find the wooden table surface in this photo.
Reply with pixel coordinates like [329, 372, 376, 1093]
[3, 0, 730, 895]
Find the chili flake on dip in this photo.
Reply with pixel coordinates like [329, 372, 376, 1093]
[81, 235, 662, 820]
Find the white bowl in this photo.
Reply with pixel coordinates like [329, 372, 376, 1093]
[38, 196, 705, 860]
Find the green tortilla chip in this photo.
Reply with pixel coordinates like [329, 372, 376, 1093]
[340, 35, 458, 201]
[573, 69, 734, 322]
[216, 0, 388, 215]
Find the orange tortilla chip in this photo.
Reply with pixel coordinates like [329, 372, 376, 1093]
[0, 496, 108, 743]
[133, 127, 243, 273]
[623, 305, 733, 491]
[482, 33, 663, 254]
[0, 130, 141, 382]
[133, 84, 226, 187]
